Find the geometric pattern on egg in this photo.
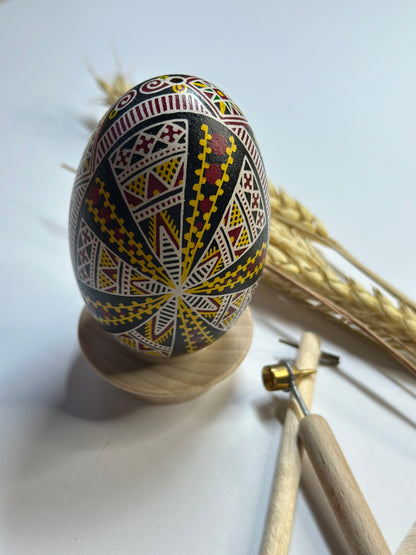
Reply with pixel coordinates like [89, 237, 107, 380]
[69, 75, 270, 356]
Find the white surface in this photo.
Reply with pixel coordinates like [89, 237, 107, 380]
[1, 1, 415, 554]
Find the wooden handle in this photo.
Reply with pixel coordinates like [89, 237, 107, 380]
[298, 414, 391, 555]
[260, 332, 320, 555]
[395, 521, 416, 555]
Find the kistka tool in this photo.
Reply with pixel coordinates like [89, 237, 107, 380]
[262, 355, 391, 555]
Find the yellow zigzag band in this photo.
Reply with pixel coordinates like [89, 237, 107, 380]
[186, 243, 267, 295]
[85, 177, 173, 288]
[182, 124, 236, 281]
[177, 297, 216, 353]
[85, 294, 172, 327]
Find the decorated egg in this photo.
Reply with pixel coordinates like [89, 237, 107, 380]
[69, 74, 270, 357]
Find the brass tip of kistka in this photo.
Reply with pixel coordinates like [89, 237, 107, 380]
[262, 364, 316, 392]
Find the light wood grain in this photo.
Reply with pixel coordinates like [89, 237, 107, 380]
[78, 306, 253, 404]
[395, 522, 416, 555]
[299, 414, 391, 555]
[260, 332, 321, 555]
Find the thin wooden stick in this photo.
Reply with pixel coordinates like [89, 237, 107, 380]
[299, 414, 391, 554]
[395, 522, 416, 555]
[260, 332, 321, 555]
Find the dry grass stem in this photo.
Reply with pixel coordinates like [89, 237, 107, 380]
[86, 57, 133, 107]
[61, 163, 77, 173]
[92, 71, 134, 106]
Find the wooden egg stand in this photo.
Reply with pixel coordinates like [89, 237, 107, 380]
[78, 306, 253, 404]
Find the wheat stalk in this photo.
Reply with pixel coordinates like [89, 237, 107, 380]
[266, 192, 416, 376]
[267, 221, 416, 345]
[85, 53, 133, 107]
[269, 186, 416, 313]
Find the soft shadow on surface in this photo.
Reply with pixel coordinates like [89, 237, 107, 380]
[334, 364, 416, 430]
[60, 350, 239, 423]
[59, 353, 143, 421]
[253, 395, 288, 427]
[4, 349, 238, 552]
[39, 217, 68, 239]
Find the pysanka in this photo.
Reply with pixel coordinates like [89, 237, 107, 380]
[69, 75, 270, 356]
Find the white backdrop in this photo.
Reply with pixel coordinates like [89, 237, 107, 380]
[1, 1, 415, 554]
